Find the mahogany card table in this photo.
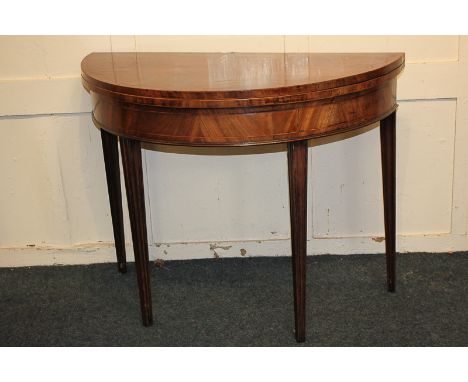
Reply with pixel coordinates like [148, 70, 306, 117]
[81, 52, 405, 342]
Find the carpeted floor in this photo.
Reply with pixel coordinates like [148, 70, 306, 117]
[0, 252, 466, 346]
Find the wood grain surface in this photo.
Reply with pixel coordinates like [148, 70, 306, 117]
[83, 52, 404, 146]
[82, 52, 403, 107]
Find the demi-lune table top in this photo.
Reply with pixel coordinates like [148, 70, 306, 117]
[82, 52, 404, 108]
[81, 52, 404, 145]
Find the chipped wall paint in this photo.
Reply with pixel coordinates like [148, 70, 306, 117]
[1, 36, 468, 267]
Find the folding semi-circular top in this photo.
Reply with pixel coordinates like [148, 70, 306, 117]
[81, 52, 404, 146]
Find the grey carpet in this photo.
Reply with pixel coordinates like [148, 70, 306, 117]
[0, 252, 466, 346]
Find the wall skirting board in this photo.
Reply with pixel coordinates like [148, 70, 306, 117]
[1, 234, 467, 268]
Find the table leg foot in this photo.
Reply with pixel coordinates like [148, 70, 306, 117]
[287, 140, 308, 343]
[101, 129, 127, 274]
[120, 137, 153, 326]
[380, 111, 396, 293]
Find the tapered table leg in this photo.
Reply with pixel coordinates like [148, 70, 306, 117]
[380, 111, 396, 292]
[120, 137, 153, 326]
[101, 129, 127, 273]
[287, 140, 308, 343]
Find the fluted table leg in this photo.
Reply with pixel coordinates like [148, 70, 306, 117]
[287, 140, 308, 343]
[380, 111, 397, 292]
[120, 137, 153, 326]
[101, 129, 127, 273]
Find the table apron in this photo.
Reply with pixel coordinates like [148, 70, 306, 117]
[91, 79, 397, 146]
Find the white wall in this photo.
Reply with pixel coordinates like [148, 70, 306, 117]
[1, 36, 467, 266]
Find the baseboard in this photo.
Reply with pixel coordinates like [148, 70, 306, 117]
[1, 234, 467, 267]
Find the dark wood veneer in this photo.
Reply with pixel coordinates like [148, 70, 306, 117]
[82, 51, 404, 343]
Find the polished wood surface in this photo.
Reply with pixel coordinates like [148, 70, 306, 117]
[82, 51, 404, 342]
[81, 52, 403, 106]
[83, 52, 404, 146]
